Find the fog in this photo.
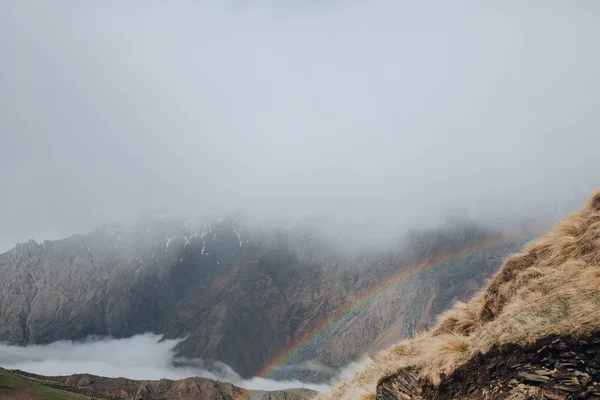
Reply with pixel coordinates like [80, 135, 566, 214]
[0, 333, 333, 392]
[2, 1, 600, 251]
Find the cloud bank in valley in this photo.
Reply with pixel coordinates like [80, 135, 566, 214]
[0, 333, 331, 392]
[1, 1, 600, 250]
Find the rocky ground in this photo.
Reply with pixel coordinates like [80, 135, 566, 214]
[377, 334, 600, 400]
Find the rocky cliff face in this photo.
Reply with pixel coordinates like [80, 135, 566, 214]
[0, 213, 522, 381]
[270, 237, 521, 381]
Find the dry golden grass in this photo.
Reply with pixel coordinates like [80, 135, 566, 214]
[317, 190, 600, 400]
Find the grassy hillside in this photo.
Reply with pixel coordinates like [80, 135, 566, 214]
[0, 368, 317, 400]
[0, 368, 112, 400]
[319, 190, 600, 399]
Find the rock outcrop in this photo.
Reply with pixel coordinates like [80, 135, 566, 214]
[378, 334, 600, 400]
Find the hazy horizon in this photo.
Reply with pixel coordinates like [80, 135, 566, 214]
[2, 1, 600, 250]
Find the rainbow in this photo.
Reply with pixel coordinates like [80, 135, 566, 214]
[241, 233, 533, 399]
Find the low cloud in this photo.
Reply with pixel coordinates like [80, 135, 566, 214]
[0, 333, 342, 392]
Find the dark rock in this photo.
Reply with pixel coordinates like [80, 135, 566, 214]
[558, 351, 576, 359]
[554, 384, 578, 393]
[379, 333, 600, 400]
[518, 371, 551, 384]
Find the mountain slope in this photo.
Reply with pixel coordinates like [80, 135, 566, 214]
[52, 373, 316, 400]
[0, 213, 522, 381]
[319, 189, 600, 399]
[0, 368, 113, 400]
[0, 368, 316, 400]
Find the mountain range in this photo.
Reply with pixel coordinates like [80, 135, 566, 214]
[0, 212, 524, 386]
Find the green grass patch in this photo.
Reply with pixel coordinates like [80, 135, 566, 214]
[0, 369, 109, 400]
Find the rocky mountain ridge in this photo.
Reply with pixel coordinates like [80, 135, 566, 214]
[1, 368, 316, 400]
[0, 213, 524, 382]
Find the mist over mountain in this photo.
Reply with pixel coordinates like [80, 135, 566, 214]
[0, 211, 523, 388]
[2, 1, 600, 252]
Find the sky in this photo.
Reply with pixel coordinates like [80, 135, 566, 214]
[2, 1, 600, 252]
[0, 333, 340, 392]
